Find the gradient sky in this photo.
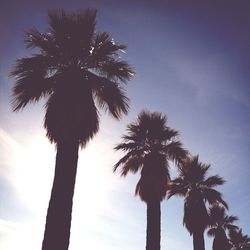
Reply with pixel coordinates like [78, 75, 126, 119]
[0, 1, 250, 250]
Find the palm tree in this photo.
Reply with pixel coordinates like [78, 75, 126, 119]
[168, 155, 228, 250]
[11, 9, 134, 250]
[229, 229, 250, 250]
[114, 110, 188, 250]
[207, 204, 238, 250]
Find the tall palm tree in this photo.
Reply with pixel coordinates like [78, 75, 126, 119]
[11, 9, 134, 250]
[168, 155, 228, 250]
[114, 110, 188, 250]
[229, 229, 250, 250]
[207, 204, 238, 250]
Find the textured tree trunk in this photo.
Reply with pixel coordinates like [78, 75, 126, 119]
[42, 139, 79, 250]
[146, 198, 161, 250]
[193, 230, 205, 250]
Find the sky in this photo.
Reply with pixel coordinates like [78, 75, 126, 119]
[0, 0, 250, 249]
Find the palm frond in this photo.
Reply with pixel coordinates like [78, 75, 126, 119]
[226, 224, 239, 231]
[226, 215, 238, 224]
[135, 179, 142, 197]
[10, 54, 51, 76]
[207, 227, 217, 237]
[203, 175, 226, 188]
[121, 134, 137, 142]
[162, 127, 179, 141]
[197, 161, 211, 182]
[208, 203, 226, 227]
[167, 178, 187, 198]
[98, 59, 135, 82]
[113, 151, 133, 172]
[48, 9, 96, 49]
[11, 55, 54, 111]
[113, 148, 142, 170]
[162, 141, 188, 166]
[179, 155, 210, 184]
[25, 28, 57, 56]
[228, 228, 250, 249]
[203, 188, 228, 209]
[120, 156, 144, 176]
[93, 77, 129, 119]
[90, 32, 127, 65]
[114, 142, 139, 152]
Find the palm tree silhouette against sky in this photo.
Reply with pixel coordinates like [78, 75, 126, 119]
[10, 9, 134, 250]
[168, 155, 228, 250]
[207, 204, 238, 250]
[114, 110, 187, 250]
[229, 228, 250, 250]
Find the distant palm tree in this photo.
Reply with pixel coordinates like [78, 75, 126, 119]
[207, 204, 238, 250]
[168, 155, 228, 250]
[229, 229, 250, 250]
[114, 110, 187, 250]
[11, 9, 134, 250]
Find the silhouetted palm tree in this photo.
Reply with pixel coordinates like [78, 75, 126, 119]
[114, 110, 187, 250]
[229, 229, 250, 250]
[11, 9, 134, 250]
[168, 155, 228, 250]
[207, 204, 238, 250]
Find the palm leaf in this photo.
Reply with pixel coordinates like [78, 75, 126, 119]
[113, 148, 144, 172]
[167, 178, 187, 198]
[90, 32, 127, 65]
[120, 155, 144, 176]
[226, 224, 239, 231]
[25, 28, 58, 56]
[162, 141, 188, 166]
[99, 59, 135, 82]
[11, 55, 55, 111]
[203, 175, 226, 188]
[207, 227, 217, 237]
[93, 77, 129, 119]
[48, 9, 96, 48]
[226, 215, 238, 224]
[114, 142, 140, 152]
[203, 188, 228, 209]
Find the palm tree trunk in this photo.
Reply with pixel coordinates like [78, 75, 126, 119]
[193, 230, 205, 250]
[42, 139, 79, 250]
[146, 198, 161, 250]
[213, 229, 230, 250]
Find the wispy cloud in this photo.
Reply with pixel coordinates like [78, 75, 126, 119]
[0, 217, 44, 250]
[0, 218, 21, 231]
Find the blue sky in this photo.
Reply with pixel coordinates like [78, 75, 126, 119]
[0, 1, 250, 249]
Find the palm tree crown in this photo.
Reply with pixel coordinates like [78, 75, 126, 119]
[208, 204, 238, 236]
[114, 110, 187, 250]
[229, 229, 250, 250]
[10, 9, 134, 250]
[114, 110, 187, 201]
[207, 204, 238, 250]
[11, 9, 134, 146]
[168, 155, 228, 235]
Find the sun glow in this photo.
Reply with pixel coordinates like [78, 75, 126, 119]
[0, 127, 122, 250]
[0, 128, 55, 250]
[70, 138, 120, 249]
